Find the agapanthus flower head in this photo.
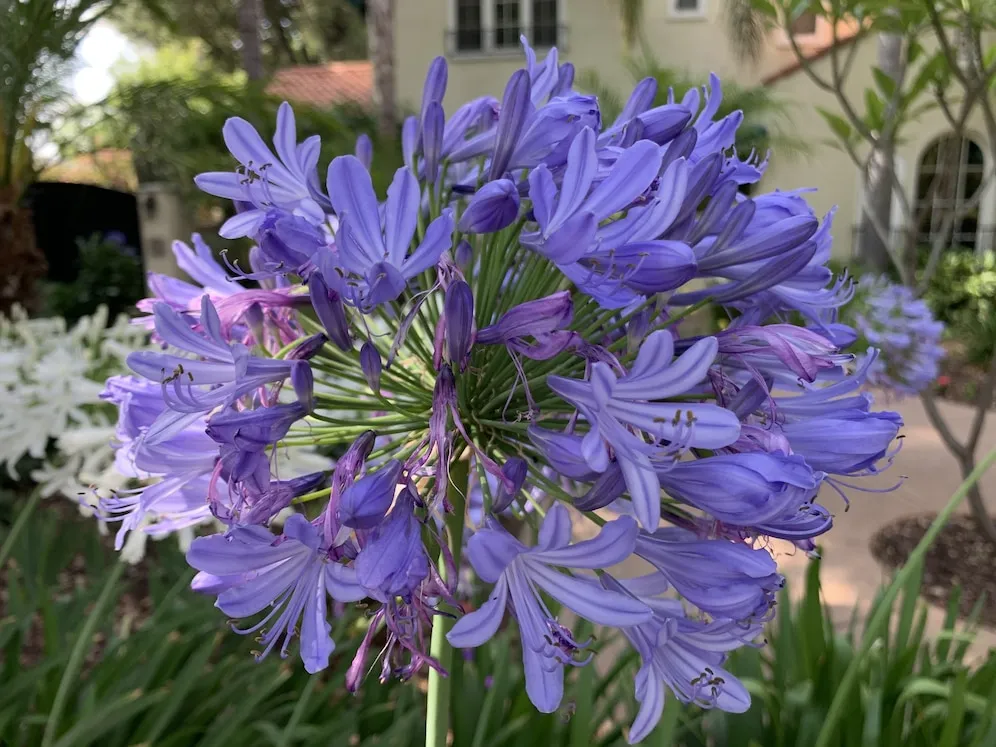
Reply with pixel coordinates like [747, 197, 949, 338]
[851, 275, 945, 396]
[89, 39, 908, 744]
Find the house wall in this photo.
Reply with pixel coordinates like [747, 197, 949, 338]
[761, 34, 996, 259]
[393, 0, 828, 112]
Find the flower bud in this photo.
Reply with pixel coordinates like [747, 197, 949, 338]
[360, 341, 383, 394]
[477, 290, 573, 344]
[454, 240, 473, 271]
[423, 102, 445, 184]
[492, 457, 528, 513]
[444, 280, 474, 370]
[290, 361, 314, 412]
[573, 465, 627, 511]
[309, 272, 351, 351]
[457, 179, 520, 233]
[245, 302, 265, 346]
[287, 333, 328, 361]
[338, 460, 403, 530]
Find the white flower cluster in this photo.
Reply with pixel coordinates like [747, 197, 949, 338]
[0, 304, 331, 562]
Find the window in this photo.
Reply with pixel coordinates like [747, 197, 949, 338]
[531, 0, 558, 47]
[915, 135, 985, 250]
[789, 11, 817, 35]
[450, 0, 560, 53]
[671, 0, 704, 17]
[456, 0, 483, 52]
[494, 0, 521, 48]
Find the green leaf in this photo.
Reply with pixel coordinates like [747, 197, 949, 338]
[817, 108, 854, 144]
[864, 89, 885, 132]
[872, 67, 898, 100]
[51, 690, 168, 747]
[938, 670, 969, 747]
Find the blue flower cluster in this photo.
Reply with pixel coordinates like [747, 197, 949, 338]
[853, 275, 945, 396]
[97, 38, 903, 743]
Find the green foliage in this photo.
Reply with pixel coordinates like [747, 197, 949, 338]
[692, 557, 996, 747]
[110, 0, 366, 74]
[920, 251, 996, 365]
[43, 233, 146, 324]
[8, 477, 996, 747]
[578, 47, 807, 165]
[0, 494, 429, 747]
[0, 0, 114, 190]
[59, 70, 399, 260]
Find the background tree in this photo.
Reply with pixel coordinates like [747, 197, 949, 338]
[0, 0, 115, 314]
[111, 0, 366, 74]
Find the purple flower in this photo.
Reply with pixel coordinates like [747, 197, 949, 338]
[770, 352, 903, 477]
[326, 157, 454, 308]
[187, 514, 366, 673]
[337, 460, 403, 530]
[853, 276, 945, 396]
[601, 575, 753, 744]
[457, 179, 520, 233]
[195, 103, 326, 238]
[447, 505, 651, 712]
[549, 331, 741, 529]
[634, 527, 782, 621]
[127, 297, 297, 443]
[353, 487, 429, 601]
[713, 323, 852, 385]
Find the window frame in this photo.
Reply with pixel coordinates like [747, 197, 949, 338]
[449, 0, 564, 55]
[914, 134, 987, 252]
[669, 0, 707, 20]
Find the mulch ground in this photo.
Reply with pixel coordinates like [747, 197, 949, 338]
[870, 512, 996, 626]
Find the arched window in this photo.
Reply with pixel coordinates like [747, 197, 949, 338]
[915, 134, 985, 250]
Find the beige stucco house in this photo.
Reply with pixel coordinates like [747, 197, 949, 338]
[393, 1, 995, 258]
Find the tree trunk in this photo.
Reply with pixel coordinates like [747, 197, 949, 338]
[964, 460, 996, 545]
[856, 33, 903, 272]
[238, 0, 265, 81]
[367, 0, 397, 139]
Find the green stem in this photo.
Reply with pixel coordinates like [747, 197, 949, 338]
[814, 446, 996, 747]
[0, 485, 43, 570]
[42, 560, 126, 747]
[425, 457, 470, 747]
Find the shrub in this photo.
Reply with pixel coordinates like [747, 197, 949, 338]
[920, 251, 996, 365]
[43, 232, 145, 324]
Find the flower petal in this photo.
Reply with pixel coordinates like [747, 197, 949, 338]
[327, 155, 386, 259]
[532, 515, 638, 569]
[384, 167, 419, 266]
[536, 503, 572, 551]
[447, 575, 509, 647]
[527, 563, 652, 626]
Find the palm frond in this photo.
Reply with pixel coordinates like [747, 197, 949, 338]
[723, 0, 767, 64]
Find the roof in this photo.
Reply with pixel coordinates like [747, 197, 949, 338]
[266, 60, 373, 107]
[762, 27, 861, 86]
[40, 149, 138, 192]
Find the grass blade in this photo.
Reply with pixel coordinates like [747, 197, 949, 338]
[813, 447, 996, 747]
[41, 560, 126, 747]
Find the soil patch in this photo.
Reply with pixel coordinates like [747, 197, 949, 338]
[871, 512, 996, 626]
